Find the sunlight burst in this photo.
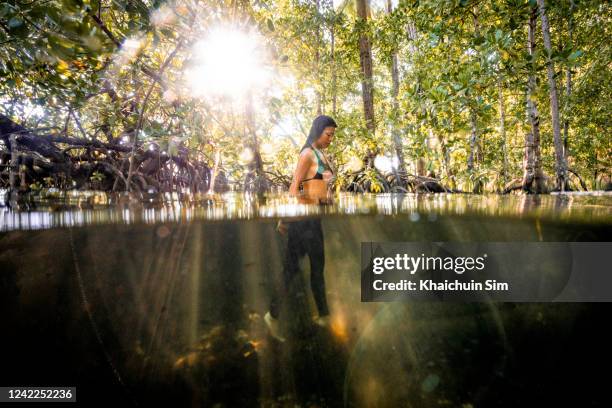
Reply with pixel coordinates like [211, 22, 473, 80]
[186, 27, 270, 98]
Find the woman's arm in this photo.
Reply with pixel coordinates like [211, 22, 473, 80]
[278, 150, 313, 235]
[288, 149, 313, 196]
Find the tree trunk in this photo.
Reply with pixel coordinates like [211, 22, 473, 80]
[9, 134, 17, 191]
[208, 150, 221, 194]
[537, 0, 568, 191]
[331, 22, 337, 116]
[498, 78, 508, 186]
[467, 8, 482, 193]
[468, 108, 483, 193]
[315, 0, 322, 115]
[356, 0, 375, 135]
[406, 21, 425, 178]
[467, 108, 478, 173]
[523, 6, 546, 193]
[563, 0, 575, 164]
[386, 0, 405, 174]
[437, 133, 455, 190]
[245, 91, 268, 193]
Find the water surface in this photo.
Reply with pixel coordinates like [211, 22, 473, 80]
[1, 191, 610, 406]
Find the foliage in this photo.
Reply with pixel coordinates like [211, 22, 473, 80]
[0, 0, 609, 192]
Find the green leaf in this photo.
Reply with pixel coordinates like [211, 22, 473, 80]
[568, 50, 583, 61]
[473, 36, 485, 46]
[0, 4, 11, 18]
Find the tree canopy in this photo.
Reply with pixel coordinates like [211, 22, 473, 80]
[0, 0, 610, 193]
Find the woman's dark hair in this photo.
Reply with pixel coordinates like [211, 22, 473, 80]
[301, 115, 337, 152]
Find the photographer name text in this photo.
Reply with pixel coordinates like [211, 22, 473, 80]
[371, 253, 510, 292]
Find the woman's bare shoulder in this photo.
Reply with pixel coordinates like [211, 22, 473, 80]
[299, 148, 316, 161]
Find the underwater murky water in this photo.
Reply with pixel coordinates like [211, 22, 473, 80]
[1, 192, 611, 406]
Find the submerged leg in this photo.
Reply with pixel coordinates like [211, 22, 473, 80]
[307, 219, 329, 317]
[269, 221, 304, 319]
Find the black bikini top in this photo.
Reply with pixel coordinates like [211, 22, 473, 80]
[302, 146, 332, 182]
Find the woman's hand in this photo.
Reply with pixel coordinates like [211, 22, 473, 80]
[322, 169, 333, 183]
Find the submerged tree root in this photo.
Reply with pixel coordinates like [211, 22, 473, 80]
[345, 168, 454, 193]
[1, 114, 212, 193]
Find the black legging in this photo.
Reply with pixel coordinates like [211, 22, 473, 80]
[270, 218, 329, 319]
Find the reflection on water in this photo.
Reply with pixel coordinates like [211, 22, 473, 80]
[1, 192, 611, 406]
[1, 190, 611, 231]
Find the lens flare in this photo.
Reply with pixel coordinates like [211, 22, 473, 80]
[347, 156, 362, 172]
[239, 148, 254, 164]
[374, 156, 393, 174]
[186, 27, 270, 98]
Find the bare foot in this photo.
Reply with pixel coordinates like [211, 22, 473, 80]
[313, 315, 331, 327]
[264, 311, 286, 342]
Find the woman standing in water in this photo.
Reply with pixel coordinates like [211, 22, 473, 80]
[265, 115, 337, 342]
